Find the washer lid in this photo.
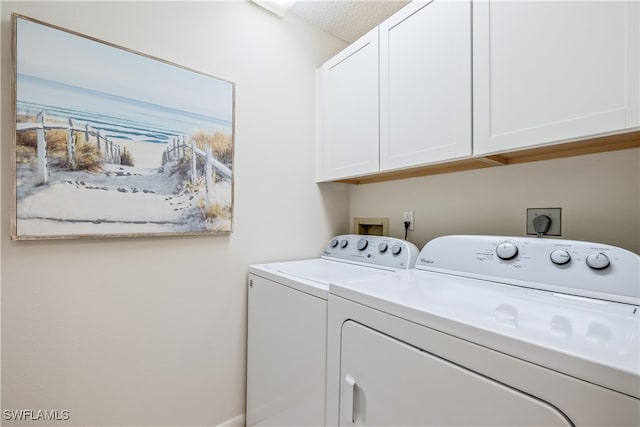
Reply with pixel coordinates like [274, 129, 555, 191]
[330, 269, 640, 398]
[249, 259, 395, 299]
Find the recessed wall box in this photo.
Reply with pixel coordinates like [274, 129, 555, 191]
[353, 217, 389, 236]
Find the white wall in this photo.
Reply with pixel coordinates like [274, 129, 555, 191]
[0, 2, 347, 425]
[350, 148, 640, 254]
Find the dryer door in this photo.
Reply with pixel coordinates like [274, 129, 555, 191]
[339, 321, 572, 426]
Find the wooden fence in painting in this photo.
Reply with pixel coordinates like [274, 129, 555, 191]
[162, 136, 232, 208]
[16, 111, 123, 185]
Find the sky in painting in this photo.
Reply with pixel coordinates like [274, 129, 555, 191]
[16, 17, 233, 123]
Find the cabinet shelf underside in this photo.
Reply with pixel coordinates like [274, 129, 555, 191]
[336, 131, 640, 185]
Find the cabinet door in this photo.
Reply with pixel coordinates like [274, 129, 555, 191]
[379, 0, 472, 171]
[474, 0, 640, 155]
[317, 29, 379, 182]
[339, 321, 572, 426]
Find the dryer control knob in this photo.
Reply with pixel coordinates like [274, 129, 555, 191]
[550, 249, 571, 265]
[357, 239, 368, 251]
[496, 241, 518, 260]
[586, 252, 610, 270]
[391, 244, 402, 255]
[378, 242, 388, 253]
[330, 239, 339, 248]
[340, 239, 349, 248]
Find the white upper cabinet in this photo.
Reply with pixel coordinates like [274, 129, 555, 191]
[379, 0, 472, 171]
[317, 0, 638, 183]
[317, 29, 379, 182]
[473, 0, 640, 155]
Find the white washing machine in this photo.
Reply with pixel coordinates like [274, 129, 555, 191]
[326, 235, 640, 426]
[246, 234, 419, 427]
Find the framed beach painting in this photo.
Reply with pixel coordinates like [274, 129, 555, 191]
[11, 14, 235, 240]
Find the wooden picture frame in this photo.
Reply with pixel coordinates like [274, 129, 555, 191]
[11, 14, 235, 240]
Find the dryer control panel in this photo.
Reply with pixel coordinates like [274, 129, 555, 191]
[417, 235, 640, 305]
[323, 235, 419, 270]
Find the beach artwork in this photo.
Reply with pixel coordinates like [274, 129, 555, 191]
[12, 14, 235, 239]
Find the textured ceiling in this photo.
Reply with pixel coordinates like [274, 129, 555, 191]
[289, 1, 410, 43]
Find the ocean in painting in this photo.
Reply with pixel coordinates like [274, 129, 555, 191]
[17, 73, 233, 146]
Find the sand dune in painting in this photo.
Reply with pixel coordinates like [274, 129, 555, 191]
[16, 158, 232, 237]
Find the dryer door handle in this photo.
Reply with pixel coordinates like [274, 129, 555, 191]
[343, 374, 357, 424]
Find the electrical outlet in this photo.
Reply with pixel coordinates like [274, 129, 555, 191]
[403, 211, 415, 231]
[526, 208, 562, 236]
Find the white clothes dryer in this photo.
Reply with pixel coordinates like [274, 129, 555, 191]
[246, 234, 418, 427]
[326, 235, 639, 426]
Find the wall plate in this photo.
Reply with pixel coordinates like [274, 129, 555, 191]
[526, 208, 562, 236]
[402, 210, 415, 231]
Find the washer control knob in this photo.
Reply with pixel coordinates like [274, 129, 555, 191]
[586, 252, 610, 270]
[330, 239, 339, 248]
[340, 239, 349, 249]
[378, 242, 388, 253]
[550, 249, 571, 265]
[496, 241, 518, 260]
[357, 239, 368, 251]
[391, 244, 402, 255]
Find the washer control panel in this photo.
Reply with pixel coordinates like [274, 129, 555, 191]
[417, 235, 639, 304]
[323, 235, 419, 270]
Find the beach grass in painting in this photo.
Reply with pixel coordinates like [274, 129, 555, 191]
[12, 14, 235, 239]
